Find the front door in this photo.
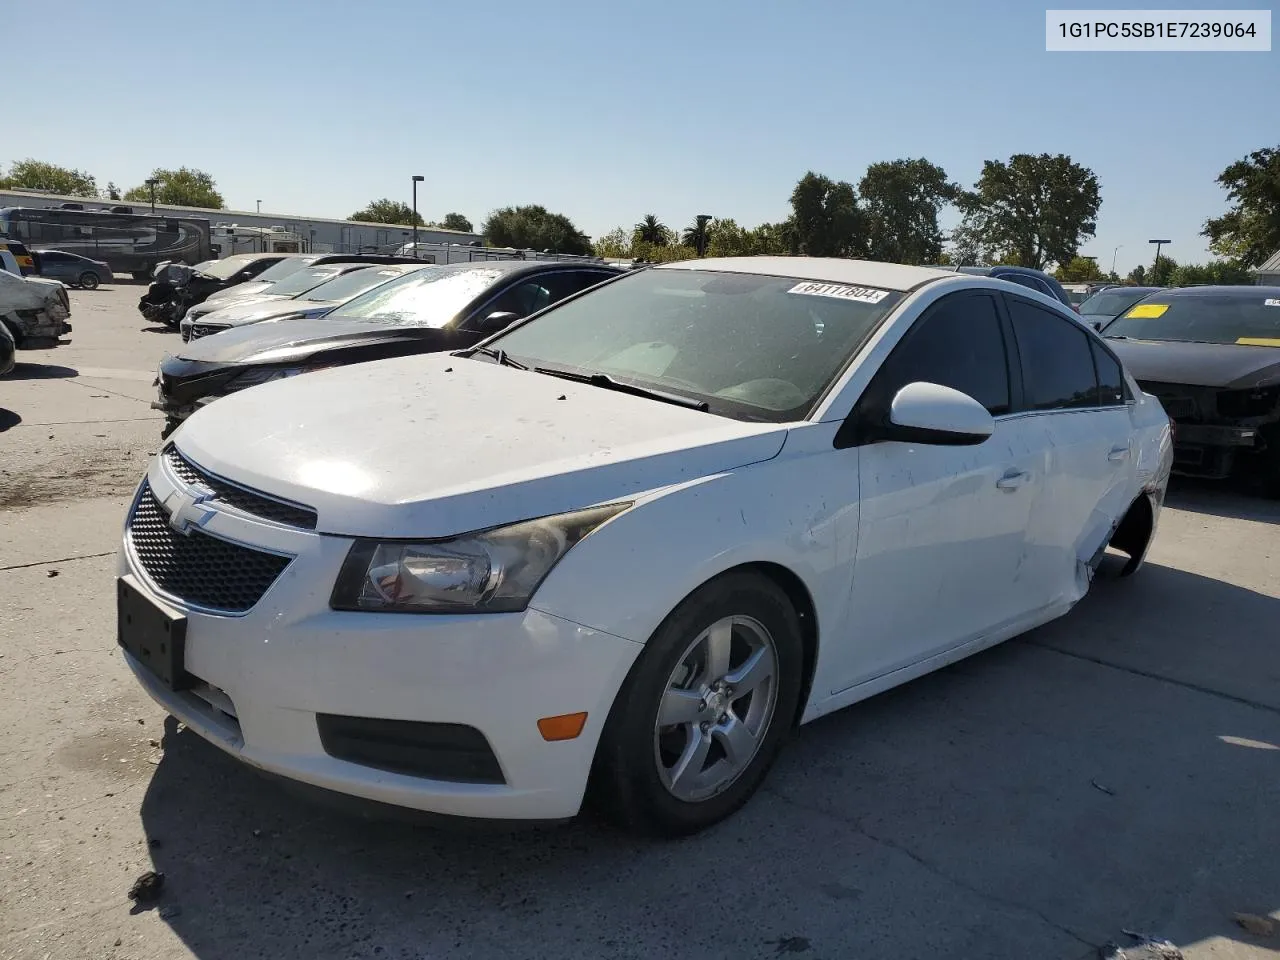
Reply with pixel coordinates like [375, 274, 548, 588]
[830, 291, 1041, 693]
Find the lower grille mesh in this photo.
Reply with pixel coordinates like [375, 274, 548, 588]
[128, 481, 291, 613]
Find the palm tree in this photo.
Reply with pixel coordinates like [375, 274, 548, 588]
[681, 216, 713, 256]
[634, 214, 669, 247]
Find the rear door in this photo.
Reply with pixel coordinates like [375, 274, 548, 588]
[1004, 295, 1135, 604]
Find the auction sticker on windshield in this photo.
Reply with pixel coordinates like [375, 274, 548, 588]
[1264, 298, 1280, 307]
[1125, 303, 1169, 318]
[788, 281, 890, 303]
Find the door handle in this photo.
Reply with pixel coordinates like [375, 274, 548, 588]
[996, 469, 1030, 491]
[1108, 445, 1130, 462]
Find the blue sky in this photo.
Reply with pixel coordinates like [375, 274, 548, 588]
[7, 0, 1276, 272]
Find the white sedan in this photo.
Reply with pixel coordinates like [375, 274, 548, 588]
[116, 257, 1173, 836]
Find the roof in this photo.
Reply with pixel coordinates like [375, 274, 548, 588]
[656, 257, 956, 291]
[1159, 284, 1280, 298]
[428, 259, 623, 277]
[1254, 249, 1280, 274]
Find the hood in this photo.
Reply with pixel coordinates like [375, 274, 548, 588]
[1108, 337, 1280, 390]
[175, 317, 434, 363]
[205, 280, 273, 303]
[172, 353, 789, 538]
[197, 296, 303, 326]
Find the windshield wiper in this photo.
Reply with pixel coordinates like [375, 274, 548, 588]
[472, 346, 528, 370]
[532, 366, 709, 411]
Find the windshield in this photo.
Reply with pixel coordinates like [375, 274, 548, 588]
[1065, 289, 1089, 306]
[266, 266, 346, 297]
[330, 266, 503, 326]
[300, 267, 405, 303]
[196, 257, 261, 279]
[488, 268, 904, 422]
[1081, 288, 1157, 318]
[251, 257, 316, 283]
[1104, 294, 1280, 345]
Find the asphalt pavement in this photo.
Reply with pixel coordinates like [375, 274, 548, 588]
[1, 284, 1278, 960]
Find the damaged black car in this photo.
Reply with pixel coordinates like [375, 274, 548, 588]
[152, 259, 623, 437]
[1103, 285, 1280, 493]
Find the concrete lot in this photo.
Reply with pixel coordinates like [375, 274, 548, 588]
[1, 284, 1278, 960]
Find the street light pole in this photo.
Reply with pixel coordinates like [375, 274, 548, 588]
[145, 178, 159, 215]
[1111, 245, 1122, 276]
[256, 200, 262, 213]
[411, 175, 425, 257]
[1149, 239, 1170, 282]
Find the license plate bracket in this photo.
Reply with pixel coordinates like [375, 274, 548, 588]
[117, 577, 192, 690]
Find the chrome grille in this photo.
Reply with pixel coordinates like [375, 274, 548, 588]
[128, 481, 291, 613]
[189, 323, 229, 342]
[163, 445, 317, 530]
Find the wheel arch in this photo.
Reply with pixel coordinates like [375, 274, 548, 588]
[1109, 489, 1158, 576]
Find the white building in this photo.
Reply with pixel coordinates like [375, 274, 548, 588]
[1254, 248, 1280, 285]
[0, 189, 482, 254]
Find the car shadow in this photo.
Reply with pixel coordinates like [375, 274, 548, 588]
[0, 408, 20, 431]
[133, 562, 1280, 960]
[140, 325, 179, 335]
[7, 362, 80, 380]
[1165, 476, 1280, 524]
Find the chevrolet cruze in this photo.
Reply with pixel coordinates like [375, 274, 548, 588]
[117, 258, 1172, 836]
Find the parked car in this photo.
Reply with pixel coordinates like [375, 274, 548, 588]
[35, 250, 114, 289]
[138, 253, 292, 326]
[0, 261, 72, 349]
[120, 256, 1171, 835]
[0, 315, 15, 376]
[1061, 281, 1119, 309]
[1102, 285, 1280, 491]
[0, 237, 36, 275]
[180, 264, 422, 342]
[152, 259, 623, 435]
[179, 262, 403, 339]
[931, 265, 1075, 310]
[198, 253, 426, 309]
[1078, 286, 1162, 330]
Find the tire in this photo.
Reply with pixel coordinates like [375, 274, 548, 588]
[160, 417, 182, 440]
[78, 271, 99, 290]
[590, 571, 804, 837]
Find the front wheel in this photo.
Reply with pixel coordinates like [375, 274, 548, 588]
[590, 571, 804, 836]
[78, 271, 100, 290]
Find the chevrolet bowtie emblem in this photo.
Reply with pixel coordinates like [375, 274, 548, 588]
[164, 482, 217, 535]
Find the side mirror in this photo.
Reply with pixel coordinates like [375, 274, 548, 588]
[885, 382, 994, 446]
[482, 310, 520, 331]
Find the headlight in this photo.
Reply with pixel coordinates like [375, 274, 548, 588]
[330, 503, 631, 613]
[225, 366, 310, 391]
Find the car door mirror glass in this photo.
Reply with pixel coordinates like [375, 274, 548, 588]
[886, 381, 994, 446]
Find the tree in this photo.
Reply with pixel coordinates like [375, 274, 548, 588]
[1127, 264, 1147, 285]
[124, 168, 224, 209]
[1149, 254, 1178, 286]
[594, 226, 631, 258]
[1055, 256, 1105, 282]
[348, 199, 423, 226]
[105, 182, 121, 201]
[788, 172, 865, 257]
[0, 158, 98, 197]
[433, 212, 474, 232]
[681, 217, 712, 256]
[482, 205, 592, 255]
[955, 153, 1101, 270]
[633, 214, 670, 247]
[1167, 259, 1254, 286]
[632, 242, 697, 263]
[859, 159, 958, 264]
[1203, 146, 1280, 268]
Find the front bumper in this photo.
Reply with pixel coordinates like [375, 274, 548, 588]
[117, 460, 642, 820]
[153, 357, 242, 419]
